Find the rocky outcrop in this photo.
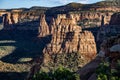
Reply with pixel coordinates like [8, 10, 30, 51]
[0, 8, 117, 30]
[77, 35, 120, 80]
[0, 10, 42, 28]
[2, 12, 19, 28]
[48, 12, 113, 28]
[0, 1, 120, 30]
[0, 8, 115, 29]
[43, 30, 96, 56]
[37, 14, 97, 66]
[38, 14, 50, 37]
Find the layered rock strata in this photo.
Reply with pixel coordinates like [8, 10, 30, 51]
[0, 10, 115, 29]
[38, 14, 97, 65]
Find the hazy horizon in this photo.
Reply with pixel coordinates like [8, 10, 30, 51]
[0, 0, 102, 9]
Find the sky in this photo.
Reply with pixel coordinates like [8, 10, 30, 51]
[0, 0, 103, 9]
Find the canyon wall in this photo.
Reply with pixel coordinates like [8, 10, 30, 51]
[0, 1, 120, 29]
[77, 12, 120, 80]
[0, 8, 118, 29]
[37, 14, 97, 66]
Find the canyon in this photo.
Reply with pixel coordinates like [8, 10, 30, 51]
[0, 1, 120, 80]
[39, 14, 97, 66]
[0, 1, 120, 29]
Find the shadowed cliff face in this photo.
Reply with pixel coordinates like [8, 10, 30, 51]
[109, 12, 120, 25]
[97, 12, 120, 43]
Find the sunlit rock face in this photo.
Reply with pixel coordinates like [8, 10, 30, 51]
[0, 10, 114, 29]
[47, 12, 113, 28]
[0, 7, 118, 30]
[77, 35, 120, 80]
[1, 1, 120, 30]
[3, 13, 19, 27]
[38, 14, 50, 37]
[37, 14, 97, 65]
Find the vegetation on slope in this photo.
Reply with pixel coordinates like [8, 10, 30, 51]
[96, 60, 120, 80]
[32, 66, 80, 80]
[40, 52, 86, 72]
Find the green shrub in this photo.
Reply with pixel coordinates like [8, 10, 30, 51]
[96, 60, 120, 80]
[32, 67, 80, 80]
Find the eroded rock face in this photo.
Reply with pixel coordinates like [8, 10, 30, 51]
[77, 35, 120, 80]
[38, 14, 50, 37]
[1, 10, 41, 29]
[38, 14, 97, 65]
[49, 12, 113, 28]
[3, 13, 19, 28]
[0, 8, 116, 30]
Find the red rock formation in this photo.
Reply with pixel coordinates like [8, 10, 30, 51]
[38, 14, 50, 37]
[77, 35, 120, 80]
[37, 14, 97, 64]
[2, 12, 19, 28]
[0, 9, 116, 30]
[52, 12, 113, 27]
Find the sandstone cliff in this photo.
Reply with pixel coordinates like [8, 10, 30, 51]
[77, 35, 120, 80]
[37, 14, 97, 70]
[3, 12, 19, 27]
[27, 12, 120, 79]
[38, 14, 50, 37]
[1, 11, 114, 30]
[57, 12, 113, 28]
[0, 7, 47, 29]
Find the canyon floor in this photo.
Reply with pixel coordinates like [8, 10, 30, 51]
[0, 29, 43, 80]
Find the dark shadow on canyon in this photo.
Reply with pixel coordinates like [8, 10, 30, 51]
[0, 20, 52, 64]
[0, 16, 101, 80]
[0, 72, 28, 80]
